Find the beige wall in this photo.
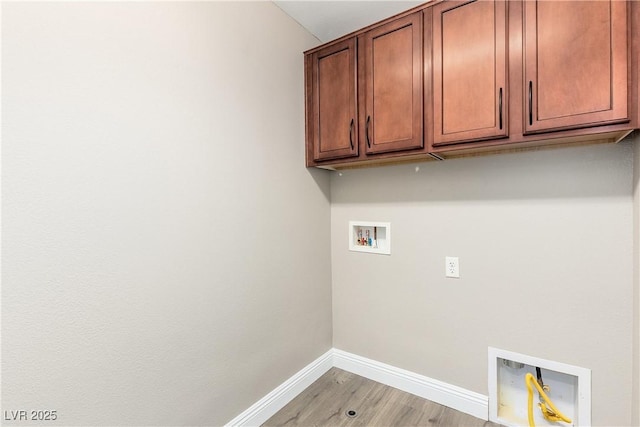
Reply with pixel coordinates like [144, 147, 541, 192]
[1, 2, 331, 426]
[331, 141, 635, 426]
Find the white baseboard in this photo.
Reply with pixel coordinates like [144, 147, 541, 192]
[224, 349, 334, 427]
[333, 349, 489, 421]
[226, 348, 489, 426]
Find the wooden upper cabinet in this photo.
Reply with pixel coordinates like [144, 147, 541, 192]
[307, 38, 358, 163]
[304, 0, 637, 167]
[432, 0, 508, 146]
[524, 1, 628, 134]
[361, 12, 423, 154]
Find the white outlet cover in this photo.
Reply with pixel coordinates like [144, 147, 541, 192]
[445, 256, 459, 278]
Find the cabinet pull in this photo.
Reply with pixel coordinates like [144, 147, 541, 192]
[366, 116, 371, 148]
[528, 80, 533, 126]
[498, 87, 503, 130]
[349, 118, 354, 150]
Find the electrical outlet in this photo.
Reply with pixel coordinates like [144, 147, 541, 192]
[445, 256, 459, 278]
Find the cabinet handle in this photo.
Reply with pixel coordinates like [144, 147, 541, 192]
[498, 87, 503, 130]
[366, 116, 371, 148]
[528, 80, 533, 126]
[349, 118, 354, 150]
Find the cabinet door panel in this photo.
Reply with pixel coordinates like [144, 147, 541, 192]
[433, 0, 508, 145]
[311, 38, 358, 161]
[524, 1, 628, 133]
[364, 12, 423, 154]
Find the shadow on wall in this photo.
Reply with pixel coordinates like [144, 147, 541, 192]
[329, 138, 636, 204]
[308, 166, 332, 202]
[634, 131, 640, 196]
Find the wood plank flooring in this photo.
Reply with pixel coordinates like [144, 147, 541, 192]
[263, 368, 503, 427]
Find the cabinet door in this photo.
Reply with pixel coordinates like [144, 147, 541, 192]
[432, 0, 508, 146]
[362, 12, 423, 154]
[524, 1, 628, 134]
[309, 38, 358, 162]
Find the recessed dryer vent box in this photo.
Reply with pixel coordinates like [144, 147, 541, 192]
[349, 221, 390, 255]
[488, 347, 591, 427]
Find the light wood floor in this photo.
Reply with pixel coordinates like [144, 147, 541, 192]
[263, 368, 502, 427]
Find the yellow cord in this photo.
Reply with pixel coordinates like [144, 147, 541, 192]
[525, 372, 572, 427]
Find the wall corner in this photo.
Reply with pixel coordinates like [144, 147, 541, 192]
[633, 133, 640, 427]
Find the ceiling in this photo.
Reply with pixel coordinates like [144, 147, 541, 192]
[273, 1, 425, 43]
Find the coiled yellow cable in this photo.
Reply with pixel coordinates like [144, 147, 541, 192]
[525, 372, 572, 427]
